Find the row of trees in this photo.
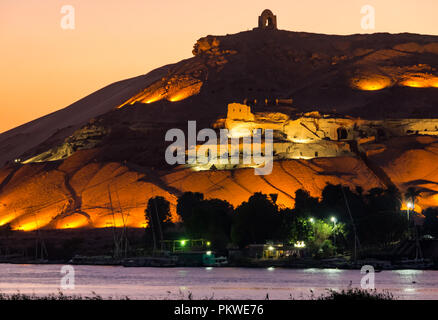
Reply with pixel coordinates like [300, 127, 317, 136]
[144, 184, 436, 257]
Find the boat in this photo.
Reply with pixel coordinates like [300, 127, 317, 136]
[203, 255, 228, 267]
[391, 258, 434, 270]
[69, 255, 120, 265]
[212, 256, 228, 267]
[122, 256, 177, 267]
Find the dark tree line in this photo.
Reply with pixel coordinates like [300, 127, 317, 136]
[144, 184, 434, 257]
[296, 184, 408, 248]
[177, 192, 233, 251]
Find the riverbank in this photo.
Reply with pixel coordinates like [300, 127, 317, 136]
[0, 228, 437, 270]
[0, 255, 436, 271]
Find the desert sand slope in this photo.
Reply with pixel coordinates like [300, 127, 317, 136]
[0, 150, 384, 230]
[1, 136, 438, 230]
[369, 135, 438, 211]
[0, 65, 172, 166]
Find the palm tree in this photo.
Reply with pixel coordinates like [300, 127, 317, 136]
[405, 187, 422, 212]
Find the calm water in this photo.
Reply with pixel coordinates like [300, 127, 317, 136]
[0, 264, 437, 300]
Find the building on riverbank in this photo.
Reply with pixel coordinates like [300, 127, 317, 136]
[245, 242, 307, 260]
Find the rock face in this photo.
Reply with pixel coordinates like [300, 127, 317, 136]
[2, 27, 438, 230]
[0, 150, 384, 230]
[0, 66, 171, 167]
[22, 122, 108, 164]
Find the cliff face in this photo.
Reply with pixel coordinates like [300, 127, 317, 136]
[2, 29, 438, 230]
[2, 135, 438, 230]
[0, 66, 172, 167]
[189, 30, 438, 118]
[0, 150, 384, 230]
[99, 30, 438, 121]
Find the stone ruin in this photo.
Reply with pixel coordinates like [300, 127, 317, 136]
[185, 102, 438, 171]
[257, 9, 277, 30]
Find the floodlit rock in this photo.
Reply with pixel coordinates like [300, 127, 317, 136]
[2, 23, 438, 229]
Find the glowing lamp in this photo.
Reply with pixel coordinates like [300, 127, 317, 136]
[294, 241, 306, 248]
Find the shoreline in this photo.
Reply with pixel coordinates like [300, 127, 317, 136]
[0, 258, 436, 271]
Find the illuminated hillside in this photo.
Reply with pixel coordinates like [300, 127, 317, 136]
[2, 21, 438, 230]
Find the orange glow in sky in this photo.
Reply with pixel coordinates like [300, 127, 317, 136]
[1, 0, 438, 133]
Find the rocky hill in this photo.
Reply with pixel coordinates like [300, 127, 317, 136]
[1, 26, 438, 230]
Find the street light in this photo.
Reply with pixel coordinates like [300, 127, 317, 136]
[406, 201, 414, 222]
[309, 218, 315, 223]
[406, 201, 415, 240]
[330, 217, 337, 251]
[294, 241, 306, 248]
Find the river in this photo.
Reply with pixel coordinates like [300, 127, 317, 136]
[0, 264, 437, 300]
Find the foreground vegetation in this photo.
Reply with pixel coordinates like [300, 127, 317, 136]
[0, 291, 109, 300]
[317, 288, 395, 301]
[0, 288, 395, 301]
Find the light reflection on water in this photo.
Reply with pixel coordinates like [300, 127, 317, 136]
[0, 264, 437, 300]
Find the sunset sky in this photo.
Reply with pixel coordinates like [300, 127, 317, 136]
[1, 0, 438, 133]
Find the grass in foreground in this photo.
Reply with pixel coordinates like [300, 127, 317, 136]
[0, 291, 129, 300]
[317, 288, 395, 301]
[0, 288, 394, 301]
